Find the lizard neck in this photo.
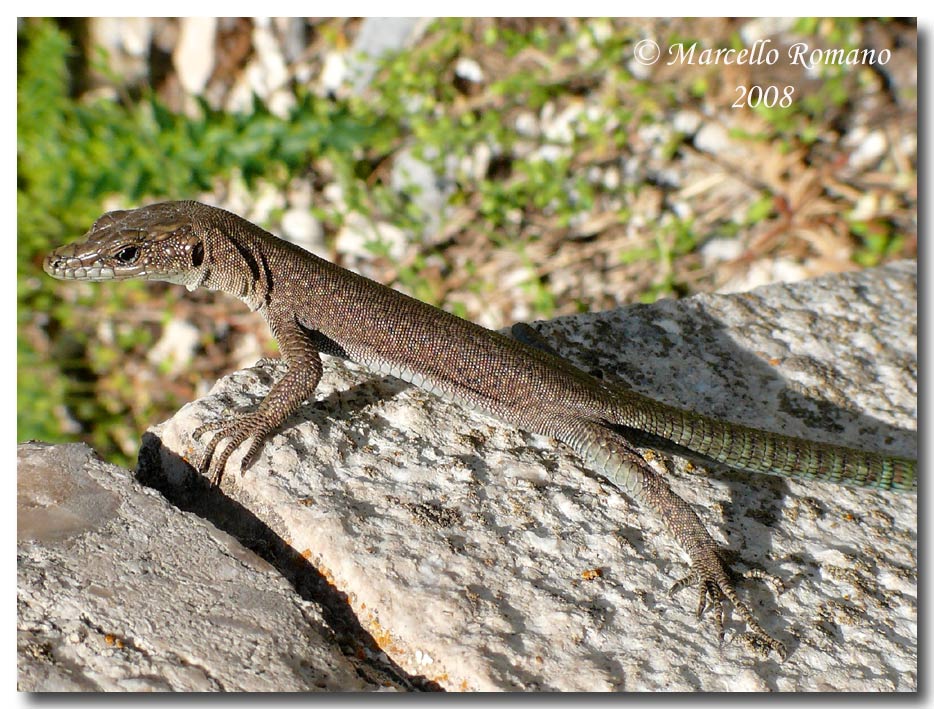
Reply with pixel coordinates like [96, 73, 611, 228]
[200, 229, 272, 312]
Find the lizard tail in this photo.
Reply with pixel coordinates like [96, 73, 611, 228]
[610, 395, 917, 492]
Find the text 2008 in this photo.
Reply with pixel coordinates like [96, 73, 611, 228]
[733, 85, 795, 108]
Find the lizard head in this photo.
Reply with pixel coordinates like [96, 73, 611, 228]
[43, 201, 209, 290]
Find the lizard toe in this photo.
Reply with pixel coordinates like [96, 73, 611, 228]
[194, 413, 270, 485]
[669, 561, 786, 660]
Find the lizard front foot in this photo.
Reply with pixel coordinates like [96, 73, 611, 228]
[668, 557, 787, 660]
[193, 414, 271, 486]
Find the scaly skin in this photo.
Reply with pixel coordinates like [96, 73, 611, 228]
[44, 201, 918, 660]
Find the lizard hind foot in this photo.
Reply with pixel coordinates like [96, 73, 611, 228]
[668, 565, 787, 661]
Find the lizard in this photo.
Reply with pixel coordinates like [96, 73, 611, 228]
[43, 200, 917, 660]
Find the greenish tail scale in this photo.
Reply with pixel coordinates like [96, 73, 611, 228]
[616, 399, 916, 492]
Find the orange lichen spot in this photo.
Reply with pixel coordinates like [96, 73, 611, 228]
[301, 548, 313, 560]
[104, 634, 124, 648]
[581, 567, 603, 581]
[314, 562, 337, 586]
[368, 618, 394, 650]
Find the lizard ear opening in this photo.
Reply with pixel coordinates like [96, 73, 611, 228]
[191, 242, 204, 268]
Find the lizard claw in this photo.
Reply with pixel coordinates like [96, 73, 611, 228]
[668, 562, 787, 661]
[193, 414, 269, 486]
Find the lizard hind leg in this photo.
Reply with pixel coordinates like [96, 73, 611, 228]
[558, 420, 786, 659]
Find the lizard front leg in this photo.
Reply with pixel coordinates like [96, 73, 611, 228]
[194, 315, 323, 485]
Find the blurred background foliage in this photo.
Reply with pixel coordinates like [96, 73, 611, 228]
[18, 17, 916, 467]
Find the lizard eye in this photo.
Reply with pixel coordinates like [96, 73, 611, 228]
[115, 246, 140, 264]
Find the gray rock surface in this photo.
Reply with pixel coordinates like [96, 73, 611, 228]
[390, 148, 451, 241]
[21, 263, 916, 691]
[17, 443, 390, 691]
[146, 262, 916, 691]
[347, 18, 429, 94]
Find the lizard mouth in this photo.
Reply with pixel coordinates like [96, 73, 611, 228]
[43, 252, 119, 281]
